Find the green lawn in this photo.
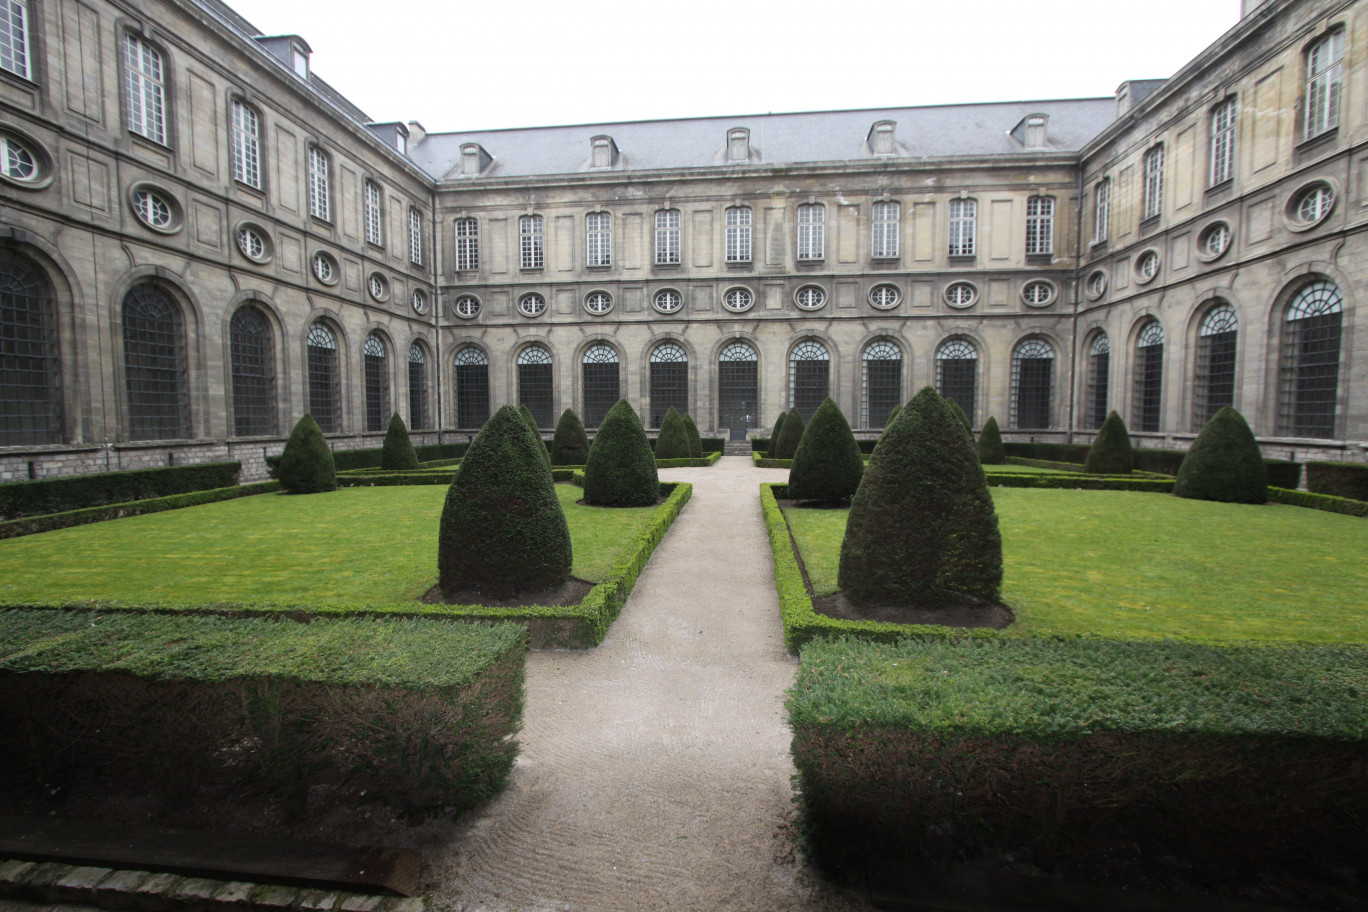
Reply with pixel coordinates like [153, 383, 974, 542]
[785, 489, 1368, 644]
[0, 486, 658, 607]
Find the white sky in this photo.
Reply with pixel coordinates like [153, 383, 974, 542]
[220, 0, 1245, 134]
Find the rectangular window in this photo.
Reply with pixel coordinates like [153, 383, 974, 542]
[796, 203, 824, 260]
[409, 208, 423, 265]
[1143, 144, 1164, 220]
[725, 207, 751, 262]
[308, 146, 330, 221]
[230, 101, 261, 189]
[871, 201, 899, 259]
[520, 214, 544, 269]
[586, 211, 611, 267]
[1210, 98, 1236, 186]
[364, 181, 383, 245]
[455, 217, 478, 271]
[1305, 31, 1345, 141]
[655, 209, 681, 264]
[0, 0, 30, 79]
[1093, 179, 1110, 244]
[1025, 197, 1054, 256]
[947, 198, 976, 257]
[123, 34, 166, 144]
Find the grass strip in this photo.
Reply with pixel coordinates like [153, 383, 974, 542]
[0, 481, 280, 541]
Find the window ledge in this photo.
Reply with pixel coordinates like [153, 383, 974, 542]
[947, 254, 977, 264]
[128, 132, 173, 154]
[1139, 214, 1162, 233]
[1296, 128, 1339, 157]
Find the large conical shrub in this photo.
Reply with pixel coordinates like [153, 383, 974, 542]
[278, 414, 336, 494]
[787, 398, 864, 503]
[880, 404, 902, 438]
[380, 413, 419, 470]
[945, 398, 973, 438]
[839, 387, 1002, 608]
[767, 413, 787, 459]
[583, 399, 660, 506]
[774, 408, 805, 460]
[1175, 406, 1268, 504]
[682, 414, 703, 458]
[1084, 411, 1134, 474]
[519, 404, 551, 468]
[550, 409, 590, 466]
[654, 407, 691, 459]
[438, 405, 571, 597]
[977, 416, 1006, 465]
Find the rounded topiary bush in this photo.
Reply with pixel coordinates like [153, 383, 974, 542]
[654, 407, 691, 459]
[278, 414, 336, 494]
[519, 404, 551, 468]
[977, 416, 1006, 465]
[1084, 410, 1134, 475]
[839, 387, 1002, 608]
[787, 398, 864, 503]
[438, 405, 571, 597]
[380, 412, 420, 470]
[682, 413, 703, 458]
[1175, 406, 1268, 504]
[583, 399, 660, 506]
[550, 409, 590, 466]
[774, 408, 805, 460]
[767, 413, 788, 459]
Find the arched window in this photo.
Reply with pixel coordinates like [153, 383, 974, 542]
[453, 346, 489, 430]
[408, 343, 430, 430]
[1280, 280, 1343, 438]
[0, 250, 62, 445]
[790, 339, 830, 420]
[936, 338, 977, 425]
[1133, 320, 1164, 432]
[1086, 333, 1110, 430]
[517, 344, 553, 428]
[1193, 304, 1238, 430]
[306, 322, 340, 433]
[582, 342, 620, 427]
[649, 341, 688, 428]
[363, 334, 389, 433]
[229, 306, 276, 437]
[1010, 337, 1054, 429]
[862, 339, 902, 429]
[122, 284, 188, 440]
[717, 340, 758, 430]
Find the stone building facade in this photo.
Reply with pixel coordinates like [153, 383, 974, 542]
[0, 0, 1363, 481]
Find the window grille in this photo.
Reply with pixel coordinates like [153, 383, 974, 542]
[1137, 250, 1160, 281]
[454, 346, 490, 430]
[649, 342, 688, 427]
[132, 188, 173, 229]
[936, 338, 977, 426]
[717, 341, 758, 429]
[306, 322, 340, 433]
[725, 207, 752, 262]
[1010, 338, 1054, 430]
[517, 344, 553, 428]
[237, 226, 266, 260]
[312, 253, 335, 284]
[308, 146, 330, 221]
[585, 292, 613, 315]
[795, 286, 826, 310]
[1133, 320, 1164, 432]
[408, 344, 429, 430]
[1088, 270, 1108, 298]
[586, 211, 611, 266]
[409, 209, 423, 265]
[123, 34, 166, 144]
[364, 181, 383, 245]
[582, 343, 620, 427]
[363, 334, 389, 433]
[862, 339, 902, 429]
[1, 133, 36, 180]
[1093, 179, 1110, 244]
[229, 306, 276, 437]
[1297, 185, 1334, 223]
[520, 214, 544, 268]
[231, 101, 261, 189]
[1210, 98, 1236, 185]
[1305, 31, 1345, 141]
[655, 209, 681, 264]
[1087, 333, 1110, 429]
[653, 290, 682, 313]
[367, 273, 387, 301]
[1279, 280, 1342, 438]
[871, 201, 899, 259]
[122, 284, 189, 440]
[1143, 145, 1165, 220]
[453, 295, 480, 318]
[1194, 304, 1237, 430]
[1025, 197, 1054, 255]
[0, 0, 30, 79]
[454, 217, 478, 271]
[1202, 222, 1231, 258]
[789, 339, 830, 420]
[869, 284, 900, 308]
[519, 293, 546, 317]
[410, 289, 427, 314]
[0, 249, 61, 445]
[948, 199, 976, 256]
[723, 287, 753, 312]
[944, 282, 976, 307]
[1022, 281, 1054, 306]
[796, 203, 824, 260]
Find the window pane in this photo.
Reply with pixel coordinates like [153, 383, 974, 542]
[0, 249, 62, 445]
[123, 285, 189, 440]
[230, 306, 276, 436]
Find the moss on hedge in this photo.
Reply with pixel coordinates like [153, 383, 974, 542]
[380, 413, 420, 470]
[774, 408, 806, 460]
[768, 413, 788, 460]
[1083, 410, 1134, 475]
[654, 407, 692, 459]
[583, 400, 660, 507]
[788, 398, 864, 504]
[977, 415, 1006, 465]
[550, 409, 591, 466]
[1176, 407, 1267, 504]
[682, 413, 704, 458]
[278, 414, 337, 494]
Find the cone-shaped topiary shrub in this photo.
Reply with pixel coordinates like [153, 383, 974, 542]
[278, 414, 336, 494]
[583, 399, 660, 506]
[550, 409, 591, 466]
[945, 398, 973, 438]
[839, 387, 1002, 608]
[1083, 410, 1134, 475]
[1175, 406, 1268, 504]
[787, 398, 864, 503]
[682, 413, 703, 458]
[519, 404, 552, 468]
[767, 413, 788, 459]
[774, 408, 806, 460]
[880, 404, 902, 437]
[654, 407, 692, 459]
[977, 416, 1006, 465]
[438, 405, 571, 598]
[380, 412, 420, 470]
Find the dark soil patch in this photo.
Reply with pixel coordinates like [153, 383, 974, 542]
[421, 577, 594, 608]
[812, 591, 1013, 628]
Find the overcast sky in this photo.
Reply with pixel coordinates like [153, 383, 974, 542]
[219, 0, 1245, 134]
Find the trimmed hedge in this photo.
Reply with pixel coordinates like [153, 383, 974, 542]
[682, 414, 704, 458]
[1175, 407, 1267, 504]
[583, 400, 660, 507]
[277, 415, 336, 494]
[0, 610, 525, 817]
[551, 409, 591, 466]
[700, 437, 725, 454]
[380, 413, 420, 470]
[1264, 459, 1302, 490]
[985, 473, 1174, 492]
[787, 398, 864, 503]
[0, 481, 281, 541]
[1268, 486, 1368, 517]
[774, 408, 805, 460]
[0, 462, 241, 521]
[1003, 441, 1089, 464]
[267, 443, 469, 475]
[767, 414, 787, 460]
[654, 407, 692, 460]
[1307, 461, 1368, 502]
[977, 416, 1006, 465]
[790, 636, 1368, 886]
[1082, 411, 1133, 474]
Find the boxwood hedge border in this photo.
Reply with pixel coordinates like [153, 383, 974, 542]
[0, 480, 281, 541]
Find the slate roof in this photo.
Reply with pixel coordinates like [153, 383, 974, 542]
[408, 99, 1119, 183]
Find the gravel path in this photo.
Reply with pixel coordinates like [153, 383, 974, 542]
[427, 457, 873, 912]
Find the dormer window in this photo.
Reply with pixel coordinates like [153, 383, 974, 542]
[727, 128, 750, 162]
[1116, 84, 1131, 118]
[460, 143, 490, 176]
[290, 41, 309, 77]
[1024, 116, 1047, 149]
[591, 135, 618, 169]
[395, 133, 406, 155]
[869, 120, 896, 155]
